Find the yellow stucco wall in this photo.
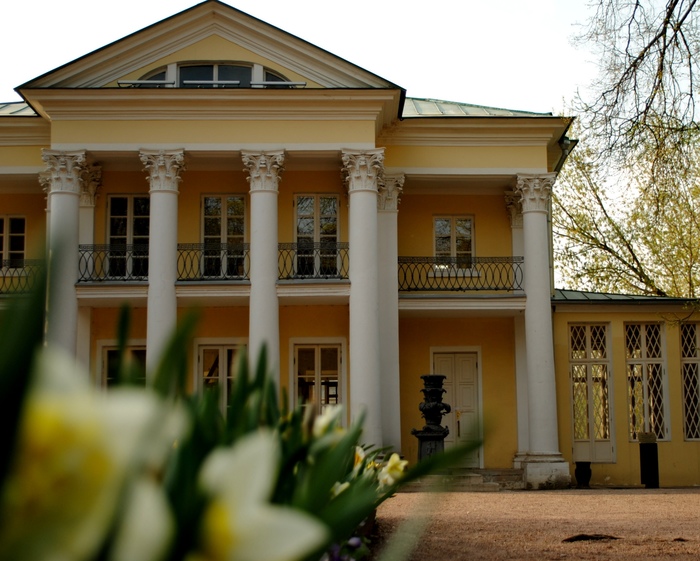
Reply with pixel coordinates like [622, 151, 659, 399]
[398, 194, 512, 257]
[399, 316, 517, 466]
[384, 145, 548, 171]
[51, 120, 376, 146]
[0, 146, 46, 168]
[554, 308, 700, 487]
[0, 193, 46, 258]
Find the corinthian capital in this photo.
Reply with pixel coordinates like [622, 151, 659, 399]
[241, 150, 285, 192]
[342, 149, 384, 193]
[140, 149, 185, 192]
[80, 164, 102, 207]
[379, 173, 404, 211]
[515, 173, 557, 213]
[504, 190, 523, 228]
[42, 150, 87, 195]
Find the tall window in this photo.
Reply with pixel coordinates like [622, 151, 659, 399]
[108, 196, 149, 278]
[681, 323, 700, 439]
[434, 216, 473, 268]
[202, 195, 245, 278]
[570, 324, 613, 461]
[198, 344, 241, 413]
[295, 345, 341, 414]
[0, 216, 25, 268]
[295, 195, 338, 277]
[626, 323, 668, 440]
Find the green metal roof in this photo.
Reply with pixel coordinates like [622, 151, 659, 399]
[402, 97, 552, 118]
[553, 288, 694, 305]
[0, 102, 36, 116]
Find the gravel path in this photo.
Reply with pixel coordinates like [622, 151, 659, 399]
[372, 487, 700, 560]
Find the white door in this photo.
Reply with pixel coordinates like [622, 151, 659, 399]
[434, 352, 481, 467]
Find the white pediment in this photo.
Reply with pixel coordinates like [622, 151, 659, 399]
[20, 0, 400, 91]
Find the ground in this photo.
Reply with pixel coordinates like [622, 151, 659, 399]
[371, 487, 700, 560]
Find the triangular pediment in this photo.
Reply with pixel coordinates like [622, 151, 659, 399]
[19, 0, 400, 92]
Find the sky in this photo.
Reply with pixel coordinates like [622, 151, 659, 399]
[0, 0, 599, 114]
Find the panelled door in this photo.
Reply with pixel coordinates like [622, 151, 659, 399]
[434, 352, 481, 467]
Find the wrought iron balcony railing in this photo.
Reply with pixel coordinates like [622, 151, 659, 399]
[398, 256, 524, 292]
[278, 242, 349, 280]
[78, 245, 149, 282]
[177, 243, 250, 281]
[0, 259, 44, 294]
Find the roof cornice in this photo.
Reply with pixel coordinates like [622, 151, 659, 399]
[0, 117, 50, 145]
[379, 116, 572, 147]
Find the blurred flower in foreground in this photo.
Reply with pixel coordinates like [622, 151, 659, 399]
[378, 453, 409, 488]
[0, 347, 185, 561]
[191, 430, 328, 561]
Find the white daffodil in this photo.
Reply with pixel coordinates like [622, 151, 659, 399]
[378, 453, 409, 488]
[0, 346, 186, 561]
[312, 405, 344, 438]
[192, 430, 328, 561]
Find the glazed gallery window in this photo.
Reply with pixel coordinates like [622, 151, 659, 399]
[294, 345, 341, 413]
[202, 195, 246, 278]
[0, 216, 25, 267]
[198, 345, 241, 413]
[434, 216, 473, 269]
[108, 196, 149, 278]
[625, 323, 668, 440]
[129, 62, 296, 88]
[569, 324, 614, 462]
[681, 323, 700, 439]
[295, 195, 339, 277]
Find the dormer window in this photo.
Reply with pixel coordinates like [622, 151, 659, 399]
[118, 62, 305, 88]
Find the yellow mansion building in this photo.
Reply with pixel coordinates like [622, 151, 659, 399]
[2, 0, 699, 488]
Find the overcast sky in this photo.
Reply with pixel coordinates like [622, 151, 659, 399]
[1, 0, 598, 114]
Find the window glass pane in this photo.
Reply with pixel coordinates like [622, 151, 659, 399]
[180, 65, 214, 87]
[9, 236, 24, 252]
[296, 348, 316, 406]
[201, 348, 220, 390]
[0, 217, 4, 262]
[227, 218, 244, 236]
[133, 217, 150, 237]
[434, 218, 451, 237]
[218, 65, 251, 87]
[134, 197, 150, 216]
[297, 217, 314, 236]
[110, 217, 127, 238]
[110, 197, 128, 216]
[227, 196, 245, 216]
[204, 217, 221, 237]
[9, 218, 25, 234]
[320, 217, 337, 237]
[204, 197, 221, 216]
[320, 197, 337, 216]
[297, 196, 314, 217]
[435, 237, 451, 254]
[455, 218, 472, 238]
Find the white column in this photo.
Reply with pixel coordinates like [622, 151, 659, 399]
[140, 149, 184, 372]
[516, 173, 570, 488]
[42, 150, 86, 355]
[343, 149, 384, 448]
[506, 191, 529, 466]
[378, 173, 404, 452]
[243, 150, 284, 376]
[76, 165, 101, 370]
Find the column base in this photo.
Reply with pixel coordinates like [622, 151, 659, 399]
[520, 454, 571, 489]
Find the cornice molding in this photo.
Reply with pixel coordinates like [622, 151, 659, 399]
[0, 118, 51, 145]
[378, 116, 570, 147]
[21, 89, 401, 129]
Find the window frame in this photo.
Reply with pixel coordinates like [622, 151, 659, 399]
[625, 322, 670, 441]
[107, 194, 150, 279]
[97, 339, 147, 388]
[201, 194, 247, 278]
[568, 323, 616, 462]
[432, 215, 475, 275]
[681, 322, 700, 440]
[128, 62, 299, 88]
[194, 338, 247, 414]
[0, 215, 26, 269]
[289, 338, 347, 422]
[294, 194, 340, 278]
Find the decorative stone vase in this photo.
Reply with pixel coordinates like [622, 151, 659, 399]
[412, 374, 451, 460]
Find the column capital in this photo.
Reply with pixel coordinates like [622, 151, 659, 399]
[504, 190, 523, 228]
[379, 173, 404, 211]
[242, 150, 285, 192]
[80, 164, 102, 207]
[515, 173, 557, 213]
[140, 149, 185, 193]
[342, 149, 385, 194]
[42, 150, 87, 195]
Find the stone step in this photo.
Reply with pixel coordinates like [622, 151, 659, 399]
[400, 469, 525, 492]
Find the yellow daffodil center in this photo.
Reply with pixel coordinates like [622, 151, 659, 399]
[200, 499, 237, 561]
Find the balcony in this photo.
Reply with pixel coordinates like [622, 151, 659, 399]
[398, 256, 524, 292]
[0, 260, 44, 294]
[278, 242, 349, 280]
[78, 243, 349, 283]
